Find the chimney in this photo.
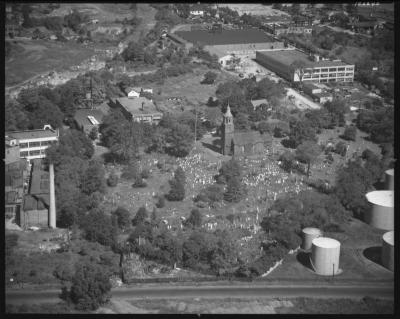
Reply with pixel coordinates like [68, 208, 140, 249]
[49, 163, 56, 228]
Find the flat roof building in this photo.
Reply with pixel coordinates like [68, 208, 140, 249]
[256, 49, 354, 83]
[6, 125, 59, 161]
[74, 109, 104, 135]
[111, 97, 162, 124]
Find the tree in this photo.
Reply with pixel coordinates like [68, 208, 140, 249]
[81, 209, 118, 247]
[335, 158, 373, 217]
[234, 112, 250, 131]
[81, 159, 107, 195]
[224, 175, 246, 203]
[186, 208, 203, 228]
[324, 99, 349, 127]
[342, 125, 357, 141]
[166, 123, 194, 157]
[112, 207, 131, 230]
[257, 77, 286, 106]
[5, 99, 29, 131]
[296, 141, 321, 177]
[166, 166, 186, 201]
[132, 206, 149, 226]
[107, 171, 119, 187]
[88, 126, 98, 141]
[22, 4, 33, 28]
[216, 159, 243, 184]
[279, 150, 296, 173]
[291, 60, 309, 85]
[289, 120, 317, 148]
[69, 261, 112, 310]
[202, 71, 218, 84]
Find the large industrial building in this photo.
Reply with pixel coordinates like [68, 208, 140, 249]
[172, 28, 286, 65]
[256, 49, 355, 83]
[6, 125, 59, 161]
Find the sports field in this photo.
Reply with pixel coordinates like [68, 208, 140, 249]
[175, 29, 274, 46]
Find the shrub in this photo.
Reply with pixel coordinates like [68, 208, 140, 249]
[141, 168, 151, 179]
[334, 141, 347, 156]
[107, 172, 119, 187]
[341, 125, 357, 141]
[156, 196, 165, 208]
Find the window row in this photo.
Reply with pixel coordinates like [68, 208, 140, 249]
[18, 140, 56, 149]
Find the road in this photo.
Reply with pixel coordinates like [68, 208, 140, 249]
[6, 283, 394, 305]
[286, 88, 321, 110]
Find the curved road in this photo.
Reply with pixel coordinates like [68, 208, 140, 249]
[6, 283, 394, 305]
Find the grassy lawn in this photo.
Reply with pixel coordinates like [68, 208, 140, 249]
[5, 39, 97, 86]
[153, 66, 237, 112]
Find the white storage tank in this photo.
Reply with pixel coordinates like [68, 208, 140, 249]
[365, 191, 394, 230]
[381, 231, 394, 272]
[301, 227, 322, 250]
[385, 169, 394, 190]
[311, 237, 341, 276]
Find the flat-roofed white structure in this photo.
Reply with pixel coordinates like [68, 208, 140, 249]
[365, 190, 394, 230]
[301, 227, 322, 250]
[6, 125, 59, 161]
[256, 49, 355, 83]
[381, 231, 394, 271]
[311, 237, 341, 276]
[385, 169, 394, 190]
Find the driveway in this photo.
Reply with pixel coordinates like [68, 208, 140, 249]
[285, 88, 321, 110]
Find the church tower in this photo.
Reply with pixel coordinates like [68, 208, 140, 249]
[221, 103, 234, 155]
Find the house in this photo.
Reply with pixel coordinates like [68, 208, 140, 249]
[127, 88, 140, 98]
[313, 92, 333, 104]
[220, 104, 271, 156]
[250, 99, 269, 110]
[303, 82, 323, 96]
[6, 125, 59, 161]
[74, 109, 104, 135]
[190, 4, 205, 16]
[111, 97, 163, 124]
[5, 136, 20, 164]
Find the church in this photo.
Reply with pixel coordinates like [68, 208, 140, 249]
[220, 104, 271, 156]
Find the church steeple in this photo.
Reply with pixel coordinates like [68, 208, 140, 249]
[221, 103, 234, 155]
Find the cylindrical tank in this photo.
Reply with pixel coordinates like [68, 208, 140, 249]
[311, 237, 341, 276]
[385, 169, 394, 190]
[381, 231, 394, 272]
[301, 227, 322, 250]
[365, 191, 394, 230]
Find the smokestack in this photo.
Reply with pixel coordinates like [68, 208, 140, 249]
[49, 163, 56, 228]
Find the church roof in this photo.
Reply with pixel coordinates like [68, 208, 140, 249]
[234, 131, 268, 146]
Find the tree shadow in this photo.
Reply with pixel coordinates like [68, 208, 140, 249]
[102, 152, 123, 164]
[373, 180, 386, 190]
[296, 251, 313, 271]
[363, 246, 383, 266]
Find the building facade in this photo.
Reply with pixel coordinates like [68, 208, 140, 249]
[6, 125, 59, 161]
[256, 49, 355, 83]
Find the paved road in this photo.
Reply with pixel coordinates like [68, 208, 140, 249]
[6, 283, 394, 305]
[286, 88, 321, 110]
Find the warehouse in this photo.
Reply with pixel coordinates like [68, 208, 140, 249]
[256, 49, 355, 83]
[173, 28, 284, 64]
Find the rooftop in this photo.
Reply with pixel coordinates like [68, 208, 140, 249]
[251, 99, 269, 108]
[74, 109, 104, 127]
[382, 231, 394, 246]
[175, 28, 274, 46]
[6, 128, 58, 140]
[302, 227, 322, 235]
[5, 171, 23, 188]
[365, 190, 394, 208]
[257, 49, 352, 68]
[312, 237, 340, 248]
[116, 97, 160, 116]
[234, 131, 270, 146]
[205, 41, 285, 58]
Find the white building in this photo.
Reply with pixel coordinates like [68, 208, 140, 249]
[6, 125, 59, 161]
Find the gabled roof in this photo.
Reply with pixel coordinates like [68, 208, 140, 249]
[234, 131, 265, 146]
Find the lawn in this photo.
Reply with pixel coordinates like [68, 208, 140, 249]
[153, 66, 237, 112]
[5, 39, 97, 86]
